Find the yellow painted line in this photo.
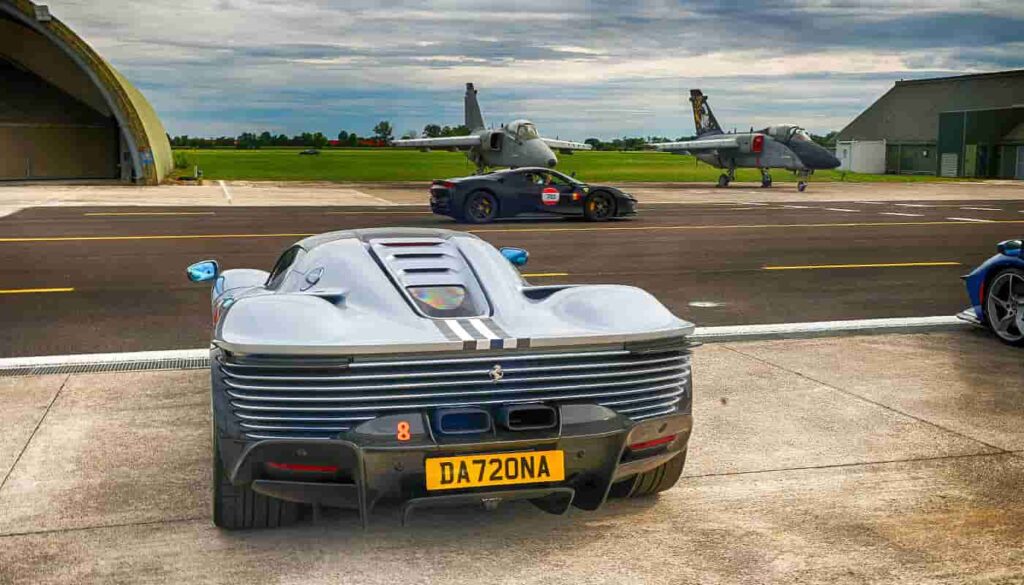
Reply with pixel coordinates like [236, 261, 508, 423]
[468, 219, 1024, 235]
[522, 272, 569, 278]
[83, 212, 216, 217]
[763, 262, 960, 271]
[0, 287, 74, 295]
[2, 218, 1024, 244]
[0, 233, 314, 243]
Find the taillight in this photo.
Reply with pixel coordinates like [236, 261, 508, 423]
[267, 462, 339, 473]
[628, 434, 677, 451]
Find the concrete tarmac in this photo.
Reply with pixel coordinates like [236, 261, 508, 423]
[0, 331, 1021, 584]
[1, 198, 1023, 356]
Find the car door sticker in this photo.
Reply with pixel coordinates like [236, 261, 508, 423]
[541, 187, 560, 206]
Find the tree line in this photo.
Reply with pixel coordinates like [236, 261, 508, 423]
[169, 123, 838, 150]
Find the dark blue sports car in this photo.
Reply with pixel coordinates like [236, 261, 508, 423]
[960, 238, 1024, 346]
[428, 167, 638, 224]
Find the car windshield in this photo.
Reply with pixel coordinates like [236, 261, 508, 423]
[517, 123, 539, 141]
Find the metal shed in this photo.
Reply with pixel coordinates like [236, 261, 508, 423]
[837, 70, 1024, 178]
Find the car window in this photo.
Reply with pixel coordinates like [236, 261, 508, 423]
[266, 246, 304, 289]
[547, 173, 572, 186]
[523, 172, 545, 185]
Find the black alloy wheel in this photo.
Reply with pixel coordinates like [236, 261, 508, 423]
[464, 191, 498, 224]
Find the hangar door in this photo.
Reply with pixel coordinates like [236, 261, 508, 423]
[0, 60, 118, 181]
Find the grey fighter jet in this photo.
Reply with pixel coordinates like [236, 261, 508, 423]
[393, 83, 591, 173]
[651, 90, 840, 192]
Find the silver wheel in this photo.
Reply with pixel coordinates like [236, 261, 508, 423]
[985, 269, 1024, 345]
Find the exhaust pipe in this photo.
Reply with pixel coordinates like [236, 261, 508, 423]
[498, 404, 557, 431]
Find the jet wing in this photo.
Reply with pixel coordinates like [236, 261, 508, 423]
[541, 138, 592, 151]
[392, 135, 482, 150]
[651, 136, 739, 153]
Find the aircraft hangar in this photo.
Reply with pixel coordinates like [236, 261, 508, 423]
[0, 0, 171, 184]
[837, 69, 1024, 179]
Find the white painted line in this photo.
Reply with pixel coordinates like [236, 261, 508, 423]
[0, 348, 208, 369]
[0, 317, 971, 371]
[693, 316, 965, 342]
[825, 208, 859, 212]
[218, 180, 232, 204]
[947, 217, 993, 223]
[896, 203, 932, 208]
[781, 205, 813, 209]
[854, 201, 886, 205]
[740, 202, 769, 206]
[960, 207, 1001, 211]
[880, 212, 924, 217]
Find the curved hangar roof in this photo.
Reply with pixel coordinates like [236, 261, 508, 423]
[0, 0, 171, 184]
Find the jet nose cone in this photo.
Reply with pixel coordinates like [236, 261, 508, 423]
[547, 158, 557, 168]
[828, 153, 841, 169]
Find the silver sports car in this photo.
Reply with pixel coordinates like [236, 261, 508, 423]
[188, 227, 695, 529]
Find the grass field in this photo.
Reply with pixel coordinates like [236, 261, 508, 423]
[173, 148, 952, 184]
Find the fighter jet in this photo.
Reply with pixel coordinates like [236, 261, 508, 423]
[650, 90, 840, 191]
[392, 83, 591, 173]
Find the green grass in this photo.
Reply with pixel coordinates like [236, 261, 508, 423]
[172, 148, 956, 184]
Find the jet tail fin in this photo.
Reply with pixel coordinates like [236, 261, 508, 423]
[465, 83, 485, 131]
[689, 89, 723, 137]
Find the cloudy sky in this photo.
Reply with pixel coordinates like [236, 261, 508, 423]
[52, 0, 1024, 139]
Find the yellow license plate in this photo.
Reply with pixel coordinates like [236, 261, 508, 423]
[425, 450, 565, 491]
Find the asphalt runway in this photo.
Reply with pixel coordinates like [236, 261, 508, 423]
[1, 198, 1023, 356]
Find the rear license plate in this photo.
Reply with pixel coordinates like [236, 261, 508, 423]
[425, 450, 564, 491]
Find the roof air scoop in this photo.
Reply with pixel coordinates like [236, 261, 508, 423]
[368, 237, 490, 318]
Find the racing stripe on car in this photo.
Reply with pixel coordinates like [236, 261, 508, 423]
[441, 319, 531, 350]
[478, 319, 522, 349]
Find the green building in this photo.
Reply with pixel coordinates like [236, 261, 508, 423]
[837, 70, 1024, 179]
[0, 0, 171, 184]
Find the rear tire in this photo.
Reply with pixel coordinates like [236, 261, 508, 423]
[583, 191, 615, 221]
[213, 434, 301, 530]
[609, 449, 687, 498]
[717, 174, 730, 188]
[463, 191, 498, 224]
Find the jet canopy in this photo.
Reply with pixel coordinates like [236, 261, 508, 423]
[764, 125, 811, 143]
[507, 120, 540, 141]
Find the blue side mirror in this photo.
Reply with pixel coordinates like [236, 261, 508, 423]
[500, 247, 529, 267]
[997, 239, 1022, 257]
[186, 260, 219, 282]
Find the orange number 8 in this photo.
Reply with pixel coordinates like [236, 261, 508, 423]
[396, 421, 411, 441]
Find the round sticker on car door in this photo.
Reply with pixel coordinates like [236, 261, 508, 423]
[541, 187, 560, 206]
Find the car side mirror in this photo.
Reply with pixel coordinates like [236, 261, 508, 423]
[186, 260, 219, 282]
[500, 247, 529, 267]
[997, 239, 1022, 256]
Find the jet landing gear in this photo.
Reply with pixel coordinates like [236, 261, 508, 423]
[760, 169, 772, 188]
[796, 169, 810, 192]
[716, 167, 736, 188]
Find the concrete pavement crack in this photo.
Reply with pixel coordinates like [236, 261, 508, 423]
[681, 450, 1014, 480]
[720, 344, 1010, 454]
[0, 374, 71, 495]
[0, 515, 205, 539]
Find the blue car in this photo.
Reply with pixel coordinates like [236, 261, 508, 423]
[960, 239, 1024, 346]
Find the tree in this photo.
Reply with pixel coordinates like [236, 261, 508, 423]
[811, 130, 839, 148]
[584, 138, 602, 149]
[422, 124, 442, 138]
[311, 132, 328, 149]
[338, 130, 349, 142]
[402, 129, 418, 139]
[373, 120, 394, 144]
[347, 133, 359, 147]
